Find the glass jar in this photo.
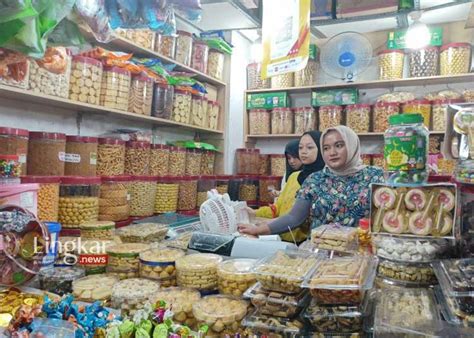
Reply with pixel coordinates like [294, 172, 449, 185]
[294, 106, 317, 134]
[185, 149, 202, 176]
[440, 43, 472, 75]
[175, 30, 193, 66]
[238, 175, 258, 206]
[247, 63, 270, 90]
[432, 99, 464, 131]
[191, 41, 209, 74]
[208, 50, 225, 80]
[99, 175, 131, 222]
[228, 176, 242, 201]
[129, 176, 158, 217]
[294, 59, 317, 87]
[346, 104, 371, 133]
[58, 176, 100, 228]
[178, 176, 198, 211]
[216, 175, 230, 195]
[271, 72, 294, 89]
[149, 144, 170, 176]
[21, 176, 60, 222]
[99, 66, 131, 111]
[270, 154, 286, 177]
[125, 141, 150, 175]
[152, 83, 174, 119]
[384, 114, 429, 185]
[27, 132, 66, 176]
[172, 89, 192, 124]
[0, 127, 28, 175]
[249, 109, 271, 135]
[65, 136, 98, 177]
[129, 74, 154, 116]
[197, 175, 216, 207]
[168, 146, 186, 176]
[191, 94, 206, 127]
[271, 107, 294, 134]
[155, 176, 180, 213]
[200, 150, 215, 175]
[155, 34, 176, 58]
[319, 105, 343, 131]
[373, 102, 400, 133]
[208, 100, 220, 130]
[69, 56, 102, 105]
[402, 99, 432, 129]
[96, 138, 125, 176]
[378, 50, 404, 80]
[236, 148, 260, 175]
[259, 176, 282, 205]
[258, 154, 271, 175]
[408, 47, 439, 77]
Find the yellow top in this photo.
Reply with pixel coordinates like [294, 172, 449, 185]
[256, 171, 310, 243]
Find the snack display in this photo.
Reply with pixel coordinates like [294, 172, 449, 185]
[21, 176, 60, 222]
[27, 132, 66, 176]
[111, 278, 160, 317]
[408, 47, 439, 77]
[128, 74, 153, 115]
[69, 56, 102, 105]
[242, 311, 304, 337]
[107, 243, 150, 272]
[0, 50, 30, 89]
[311, 223, 358, 252]
[270, 154, 286, 177]
[236, 148, 260, 175]
[200, 150, 215, 175]
[217, 259, 256, 297]
[175, 31, 193, 66]
[99, 175, 130, 222]
[319, 105, 343, 131]
[155, 176, 179, 213]
[152, 287, 201, 328]
[117, 222, 168, 243]
[346, 104, 371, 133]
[79, 221, 115, 240]
[125, 141, 150, 176]
[149, 144, 170, 176]
[249, 109, 271, 135]
[191, 41, 209, 74]
[190, 94, 207, 127]
[247, 63, 270, 90]
[432, 99, 463, 131]
[116, 29, 155, 50]
[378, 50, 404, 80]
[402, 100, 432, 129]
[372, 102, 399, 133]
[0, 127, 28, 175]
[139, 247, 185, 284]
[152, 83, 174, 119]
[129, 176, 157, 217]
[168, 146, 186, 176]
[172, 89, 192, 124]
[259, 176, 282, 204]
[374, 236, 450, 262]
[197, 175, 216, 207]
[294, 58, 317, 87]
[185, 149, 202, 176]
[72, 274, 118, 302]
[176, 253, 223, 291]
[258, 155, 271, 176]
[208, 100, 220, 130]
[39, 267, 85, 296]
[433, 259, 474, 296]
[96, 138, 126, 176]
[177, 176, 198, 211]
[463, 89, 474, 102]
[435, 285, 474, 328]
[303, 299, 363, 333]
[228, 176, 242, 200]
[64, 136, 98, 176]
[271, 107, 294, 134]
[155, 34, 176, 58]
[440, 43, 471, 75]
[238, 175, 259, 206]
[208, 50, 225, 80]
[377, 258, 437, 285]
[271, 73, 294, 89]
[99, 66, 131, 111]
[294, 106, 317, 134]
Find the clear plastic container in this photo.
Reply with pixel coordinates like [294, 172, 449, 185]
[259, 175, 282, 204]
[21, 176, 60, 222]
[378, 50, 404, 80]
[216, 175, 230, 195]
[64, 136, 98, 176]
[402, 99, 432, 129]
[152, 83, 174, 119]
[236, 148, 260, 175]
[372, 154, 385, 168]
[176, 253, 223, 290]
[435, 284, 474, 327]
[238, 175, 259, 206]
[408, 47, 439, 77]
[125, 141, 150, 175]
[384, 114, 429, 185]
[139, 247, 185, 284]
[172, 88, 192, 124]
[373, 102, 399, 133]
[456, 160, 474, 184]
[270, 154, 286, 177]
[361, 154, 372, 166]
[129, 176, 157, 217]
[200, 150, 215, 175]
[197, 175, 216, 207]
[155, 176, 180, 213]
[58, 176, 100, 228]
[432, 259, 474, 297]
[27, 132, 66, 176]
[175, 30, 193, 66]
[228, 176, 242, 201]
[152, 287, 201, 329]
[168, 146, 186, 176]
[107, 243, 150, 273]
[0, 155, 21, 183]
[432, 99, 464, 131]
[247, 62, 270, 90]
[111, 278, 160, 317]
[208, 50, 225, 80]
[311, 223, 359, 252]
[303, 299, 363, 333]
[117, 222, 168, 243]
[79, 220, 114, 240]
[117, 29, 155, 49]
[319, 105, 343, 131]
[191, 94, 206, 127]
[0, 127, 28, 175]
[249, 109, 271, 135]
[346, 104, 371, 133]
[271, 72, 294, 89]
[295, 59, 317, 87]
[271, 107, 294, 134]
[377, 258, 436, 285]
[258, 154, 271, 176]
[96, 138, 125, 176]
[129, 74, 154, 116]
[294, 106, 317, 134]
[191, 41, 209, 73]
[155, 34, 176, 58]
[217, 258, 256, 297]
[99, 66, 131, 111]
[39, 266, 85, 295]
[69, 56, 102, 105]
[185, 149, 202, 176]
[242, 311, 304, 337]
[440, 43, 472, 75]
[72, 274, 118, 302]
[208, 100, 220, 130]
[99, 175, 130, 222]
[177, 176, 198, 211]
[149, 144, 170, 176]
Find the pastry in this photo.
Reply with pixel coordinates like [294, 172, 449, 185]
[404, 189, 427, 211]
[382, 211, 407, 234]
[408, 211, 433, 236]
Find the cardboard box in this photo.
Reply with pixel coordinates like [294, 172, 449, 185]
[204, 83, 218, 101]
[311, 88, 358, 106]
[246, 92, 290, 109]
[387, 27, 443, 49]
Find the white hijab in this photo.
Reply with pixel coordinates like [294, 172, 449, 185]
[320, 125, 366, 176]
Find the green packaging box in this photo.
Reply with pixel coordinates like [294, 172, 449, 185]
[311, 88, 358, 106]
[246, 92, 290, 109]
[387, 27, 443, 49]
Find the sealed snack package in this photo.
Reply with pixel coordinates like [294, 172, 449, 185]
[75, 0, 113, 43]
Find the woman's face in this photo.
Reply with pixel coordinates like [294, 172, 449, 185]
[298, 134, 318, 165]
[322, 131, 348, 170]
[287, 154, 303, 170]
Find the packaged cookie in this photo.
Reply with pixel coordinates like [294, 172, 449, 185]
[377, 258, 437, 286]
[176, 253, 223, 291]
[303, 299, 363, 333]
[117, 222, 168, 243]
[79, 221, 115, 240]
[139, 247, 185, 283]
[99, 66, 131, 111]
[69, 56, 102, 104]
[172, 88, 192, 124]
[433, 258, 474, 298]
[106, 242, 149, 272]
[72, 274, 119, 302]
[242, 311, 304, 337]
[311, 224, 359, 252]
[152, 287, 201, 329]
[129, 74, 153, 116]
[217, 258, 256, 297]
[39, 266, 85, 296]
[155, 176, 179, 213]
[111, 278, 160, 317]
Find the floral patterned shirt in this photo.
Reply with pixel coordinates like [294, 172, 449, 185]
[297, 166, 384, 228]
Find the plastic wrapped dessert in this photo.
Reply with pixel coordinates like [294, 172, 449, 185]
[152, 287, 201, 329]
[242, 311, 304, 337]
[303, 299, 363, 333]
[111, 278, 160, 317]
[217, 258, 256, 297]
[311, 223, 359, 252]
[106, 243, 150, 273]
[117, 222, 168, 243]
[176, 253, 223, 291]
[72, 274, 119, 302]
[377, 258, 437, 286]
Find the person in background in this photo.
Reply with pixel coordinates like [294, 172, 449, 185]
[246, 131, 325, 243]
[280, 139, 303, 192]
[239, 126, 384, 238]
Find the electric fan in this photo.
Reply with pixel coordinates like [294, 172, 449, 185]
[320, 32, 373, 82]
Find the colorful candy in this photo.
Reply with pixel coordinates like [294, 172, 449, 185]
[408, 211, 434, 236]
[404, 189, 427, 211]
[382, 211, 407, 234]
[0, 155, 21, 178]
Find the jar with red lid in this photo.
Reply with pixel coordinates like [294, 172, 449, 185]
[249, 109, 271, 135]
[177, 176, 198, 211]
[169, 146, 186, 176]
[58, 176, 101, 228]
[0, 127, 28, 175]
[271, 73, 294, 89]
[152, 83, 174, 119]
[99, 175, 131, 222]
[155, 176, 180, 214]
[175, 30, 193, 66]
[185, 149, 202, 176]
[402, 100, 432, 129]
[208, 100, 220, 130]
[372, 154, 385, 169]
[258, 154, 271, 175]
[361, 154, 372, 166]
[192, 41, 209, 74]
[408, 47, 439, 77]
[373, 102, 399, 133]
[319, 105, 343, 131]
[155, 34, 176, 58]
[259, 176, 282, 205]
[172, 88, 192, 124]
[271, 107, 294, 134]
[247, 63, 270, 90]
[440, 43, 472, 75]
[216, 175, 231, 195]
[228, 176, 242, 201]
[0, 155, 21, 183]
[346, 104, 371, 133]
[69, 56, 103, 105]
[28, 132, 66, 176]
[99, 66, 131, 111]
[129, 176, 157, 217]
[65, 136, 98, 177]
[208, 50, 225, 80]
[191, 94, 206, 127]
[129, 74, 154, 116]
[432, 98, 464, 131]
[125, 141, 150, 175]
[150, 144, 170, 176]
[201, 150, 216, 175]
[97, 138, 126, 176]
[197, 175, 216, 207]
[21, 176, 60, 221]
[270, 154, 286, 176]
[236, 148, 260, 175]
[239, 175, 259, 207]
[378, 50, 404, 80]
[294, 107, 316, 134]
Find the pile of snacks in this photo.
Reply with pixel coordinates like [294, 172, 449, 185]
[139, 247, 185, 286]
[152, 287, 201, 329]
[377, 258, 437, 285]
[311, 223, 359, 252]
[117, 222, 168, 243]
[106, 243, 150, 279]
[111, 278, 160, 317]
[176, 253, 223, 291]
[303, 299, 363, 333]
[39, 266, 85, 296]
[217, 259, 256, 297]
[72, 274, 118, 302]
[242, 312, 304, 337]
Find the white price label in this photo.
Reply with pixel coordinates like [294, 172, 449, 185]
[64, 153, 81, 163]
[20, 192, 34, 209]
[90, 152, 97, 165]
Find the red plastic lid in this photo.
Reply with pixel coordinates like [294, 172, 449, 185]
[104, 66, 130, 75]
[175, 88, 192, 95]
[440, 42, 471, 52]
[156, 83, 172, 89]
[319, 105, 342, 110]
[29, 131, 66, 140]
[60, 228, 81, 237]
[177, 30, 192, 37]
[115, 218, 132, 228]
[133, 74, 154, 83]
[410, 46, 439, 52]
[273, 107, 292, 112]
[260, 175, 282, 180]
[378, 49, 404, 55]
[179, 209, 198, 216]
[293, 106, 313, 111]
[98, 137, 125, 145]
[359, 218, 370, 230]
[432, 98, 464, 105]
[61, 176, 101, 185]
[66, 135, 99, 143]
[216, 175, 232, 180]
[169, 146, 186, 152]
[157, 176, 181, 183]
[250, 109, 269, 113]
[200, 175, 217, 180]
[101, 175, 132, 182]
[179, 176, 199, 181]
[151, 144, 170, 150]
[372, 154, 383, 158]
[347, 103, 371, 109]
[270, 154, 285, 158]
[403, 99, 431, 105]
[208, 100, 219, 106]
[0, 154, 19, 161]
[428, 175, 453, 183]
[192, 94, 204, 99]
[236, 148, 260, 153]
[0, 127, 29, 137]
[126, 141, 151, 149]
[72, 55, 102, 67]
[21, 175, 61, 184]
[375, 101, 400, 107]
[132, 175, 158, 181]
[237, 174, 259, 179]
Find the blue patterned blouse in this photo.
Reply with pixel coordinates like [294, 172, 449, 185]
[297, 166, 384, 228]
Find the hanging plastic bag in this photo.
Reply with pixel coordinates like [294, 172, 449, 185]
[74, 0, 113, 43]
[171, 0, 202, 22]
[47, 18, 86, 47]
[106, 0, 142, 29]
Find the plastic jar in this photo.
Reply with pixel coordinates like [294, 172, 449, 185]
[228, 176, 242, 201]
[69, 56, 102, 105]
[149, 144, 170, 176]
[270, 154, 286, 177]
[153, 287, 201, 329]
[408, 47, 439, 77]
[191, 94, 206, 127]
[294, 106, 317, 134]
[0, 155, 21, 184]
[217, 259, 256, 297]
[259, 176, 282, 204]
[372, 154, 385, 169]
[184, 149, 201, 176]
[319, 105, 343, 131]
[99, 66, 131, 111]
[402, 100, 432, 129]
[208, 50, 225, 80]
[239, 175, 259, 206]
[96, 138, 125, 176]
[259, 155, 271, 175]
[432, 99, 464, 131]
[65, 136, 98, 177]
[155, 176, 180, 213]
[197, 175, 216, 207]
[152, 83, 174, 119]
[125, 141, 150, 175]
[361, 154, 372, 166]
[129, 176, 157, 217]
[236, 148, 260, 175]
[208, 100, 220, 130]
[373, 102, 400, 133]
[216, 175, 230, 195]
[346, 104, 371, 133]
[175, 30, 193, 66]
[384, 114, 429, 185]
[249, 109, 271, 135]
[79, 221, 115, 240]
[176, 253, 223, 291]
[168, 146, 186, 176]
[155, 34, 176, 58]
[21, 176, 60, 222]
[440, 43, 472, 75]
[99, 175, 131, 222]
[111, 278, 159, 317]
[118, 29, 155, 50]
[27, 132, 66, 176]
[191, 41, 209, 73]
[0, 127, 28, 175]
[295, 59, 317, 87]
[172, 88, 192, 124]
[58, 176, 100, 228]
[271, 107, 294, 134]
[39, 266, 85, 296]
[271, 72, 294, 89]
[200, 150, 215, 175]
[247, 63, 270, 90]
[378, 50, 404, 80]
[129, 74, 154, 116]
[139, 247, 185, 285]
[177, 176, 198, 211]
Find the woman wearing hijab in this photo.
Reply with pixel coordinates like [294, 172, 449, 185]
[239, 126, 384, 238]
[246, 131, 325, 243]
[281, 140, 303, 191]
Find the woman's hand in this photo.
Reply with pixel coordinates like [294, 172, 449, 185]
[238, 223, 271, 236]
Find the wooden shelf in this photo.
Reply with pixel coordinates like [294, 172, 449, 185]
[0, 84, 224, 135]
[247, 131, 445, 139]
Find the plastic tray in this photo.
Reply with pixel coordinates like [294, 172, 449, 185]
[377, 257, 437, 286]
[241, 310, 304, 336]
[311, 224, 358, 252]
[303, 299, 363, 333]
[433, 258, 474, 297]
[434, 286, 474, 328]
[116, 222, 168, 243]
